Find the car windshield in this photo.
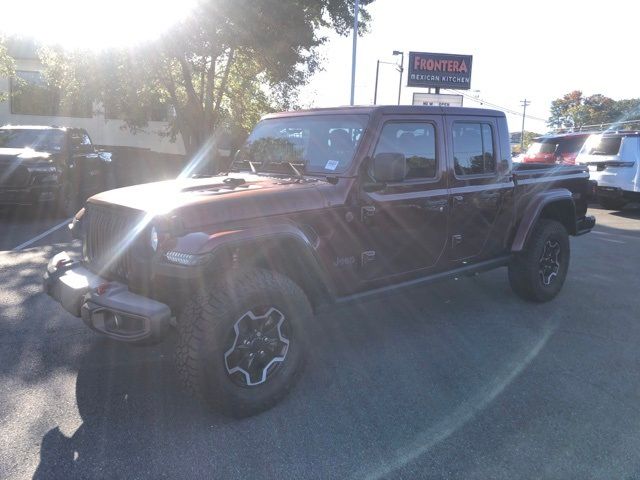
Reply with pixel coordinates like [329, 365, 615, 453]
[233, 114, 367, 175]
[0, 129, 65, 152]
[582, 135, 622, 155]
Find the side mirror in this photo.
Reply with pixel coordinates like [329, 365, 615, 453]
[371, 152, 406, 183]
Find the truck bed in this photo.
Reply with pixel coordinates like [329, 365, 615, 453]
[512, 162, 591, 220]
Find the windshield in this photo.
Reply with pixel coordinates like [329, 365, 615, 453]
[581, 135, 622, 155]
[233, 114, 368, 175]
[0, 129, 65, 152]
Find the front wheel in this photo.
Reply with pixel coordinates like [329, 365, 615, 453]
[175, 268, 312, 417]
[508, 219, 570, 302]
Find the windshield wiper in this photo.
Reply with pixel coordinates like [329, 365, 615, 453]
[287, 162, 304, 179]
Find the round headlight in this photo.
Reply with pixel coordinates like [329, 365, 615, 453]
[150, 226, 159, 252]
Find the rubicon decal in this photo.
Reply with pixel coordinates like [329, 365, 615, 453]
[407, 52, 473, 89]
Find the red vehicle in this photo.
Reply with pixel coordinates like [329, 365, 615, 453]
[523, 133, 591, 165]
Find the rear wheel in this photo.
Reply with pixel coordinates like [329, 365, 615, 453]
[175, 268, 312, 417]
[508, 219, 570, 302]
[598, 196, 627, 211]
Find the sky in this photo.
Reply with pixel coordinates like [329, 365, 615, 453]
[299, 0, 640, 134]
[0, 0, 197, 49]
[1, 0, 637, 135]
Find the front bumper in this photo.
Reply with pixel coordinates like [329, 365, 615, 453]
[575, 215, 596, 235]
[43, 251, 171, 343]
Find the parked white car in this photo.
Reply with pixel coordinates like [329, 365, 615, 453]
[575, 132, 640, 210]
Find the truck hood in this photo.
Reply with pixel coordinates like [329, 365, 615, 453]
[88, 173, 341, 229]
[0, 147, 52, 164]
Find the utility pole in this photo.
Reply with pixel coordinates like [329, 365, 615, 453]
[373, 60, 380, 105]
[393, 51, 404, 105]
[520, 99, 530, 151]
[349, 0, 359, 106]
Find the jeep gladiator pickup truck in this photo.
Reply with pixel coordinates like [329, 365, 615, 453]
[0, 125, 112, 214]
[43, 106, 595, 417]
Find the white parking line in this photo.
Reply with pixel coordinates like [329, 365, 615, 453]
[597, 237, 625, 244]
[592, 230, 640, 242]
[12, 218, 72, 251]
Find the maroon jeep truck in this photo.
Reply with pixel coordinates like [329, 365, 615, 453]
[43, 106, 595, 417]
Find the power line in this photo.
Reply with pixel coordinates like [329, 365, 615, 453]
[447, 89, 548, 123]
[550, 118, 640, 133]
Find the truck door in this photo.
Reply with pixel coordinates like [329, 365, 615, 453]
[445, 117, 514, 261]
[358, 116, 449, 280]
[67, 129, 105, 199]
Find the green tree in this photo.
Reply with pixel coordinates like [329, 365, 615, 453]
[548, 91, 640, 130]
[548, 90, 590, 128]
[0, 38, 15, 102]
[40, 0, 374, 163]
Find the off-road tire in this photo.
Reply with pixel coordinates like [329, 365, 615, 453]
[508, 219, 570, 303]
[598, 196, 627, 211]
[175, 268, 312, 417]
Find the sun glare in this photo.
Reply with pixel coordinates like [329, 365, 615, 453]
[0, 0, 198, 51]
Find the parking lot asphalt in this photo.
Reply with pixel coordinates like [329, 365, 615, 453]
[1, 205, 640, 479]
[0, 205, 71, 251]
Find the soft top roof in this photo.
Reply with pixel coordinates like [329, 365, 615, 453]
[263, 105, 504, 119]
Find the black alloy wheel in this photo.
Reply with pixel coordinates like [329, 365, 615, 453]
[223, 307, 291, 387]
[538, 239, 561, 286]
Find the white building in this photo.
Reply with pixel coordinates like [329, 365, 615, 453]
[0, 40, 185, 155]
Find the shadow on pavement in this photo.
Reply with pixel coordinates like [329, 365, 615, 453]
[30, 271, 566, 479]
[14, 217, 640, 479]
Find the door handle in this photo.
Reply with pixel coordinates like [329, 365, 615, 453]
[480, 191, 500, 199]
[452, 195, 464, 205]
[425, 199, 448, 212]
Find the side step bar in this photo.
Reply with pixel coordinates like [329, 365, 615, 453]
[335, 255, 511, 305]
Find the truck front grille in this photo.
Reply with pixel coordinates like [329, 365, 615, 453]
[85, 204, 143, 281]
[0, 164, 30, 187]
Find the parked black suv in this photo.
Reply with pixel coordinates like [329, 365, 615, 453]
[0, 125, 112, 215]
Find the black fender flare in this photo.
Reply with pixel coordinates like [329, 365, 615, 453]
[511, 188, 576, 252]
[167, 222, 335, 306]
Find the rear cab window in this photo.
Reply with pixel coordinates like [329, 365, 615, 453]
[70, 130, 93, 152]
[373, 122, 437, 180]
[452, 122, 496, 176]
[557, 136, 588, 154]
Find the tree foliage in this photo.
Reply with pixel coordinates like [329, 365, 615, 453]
[0, 39, 15, 102]
[38, 0, 374, 161]
[548, 90, 640, 130]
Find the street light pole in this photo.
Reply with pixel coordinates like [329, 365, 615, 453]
[349, 0, 360, 106]
[373, 60, 380, 105]
[393, 51, 404, 105]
